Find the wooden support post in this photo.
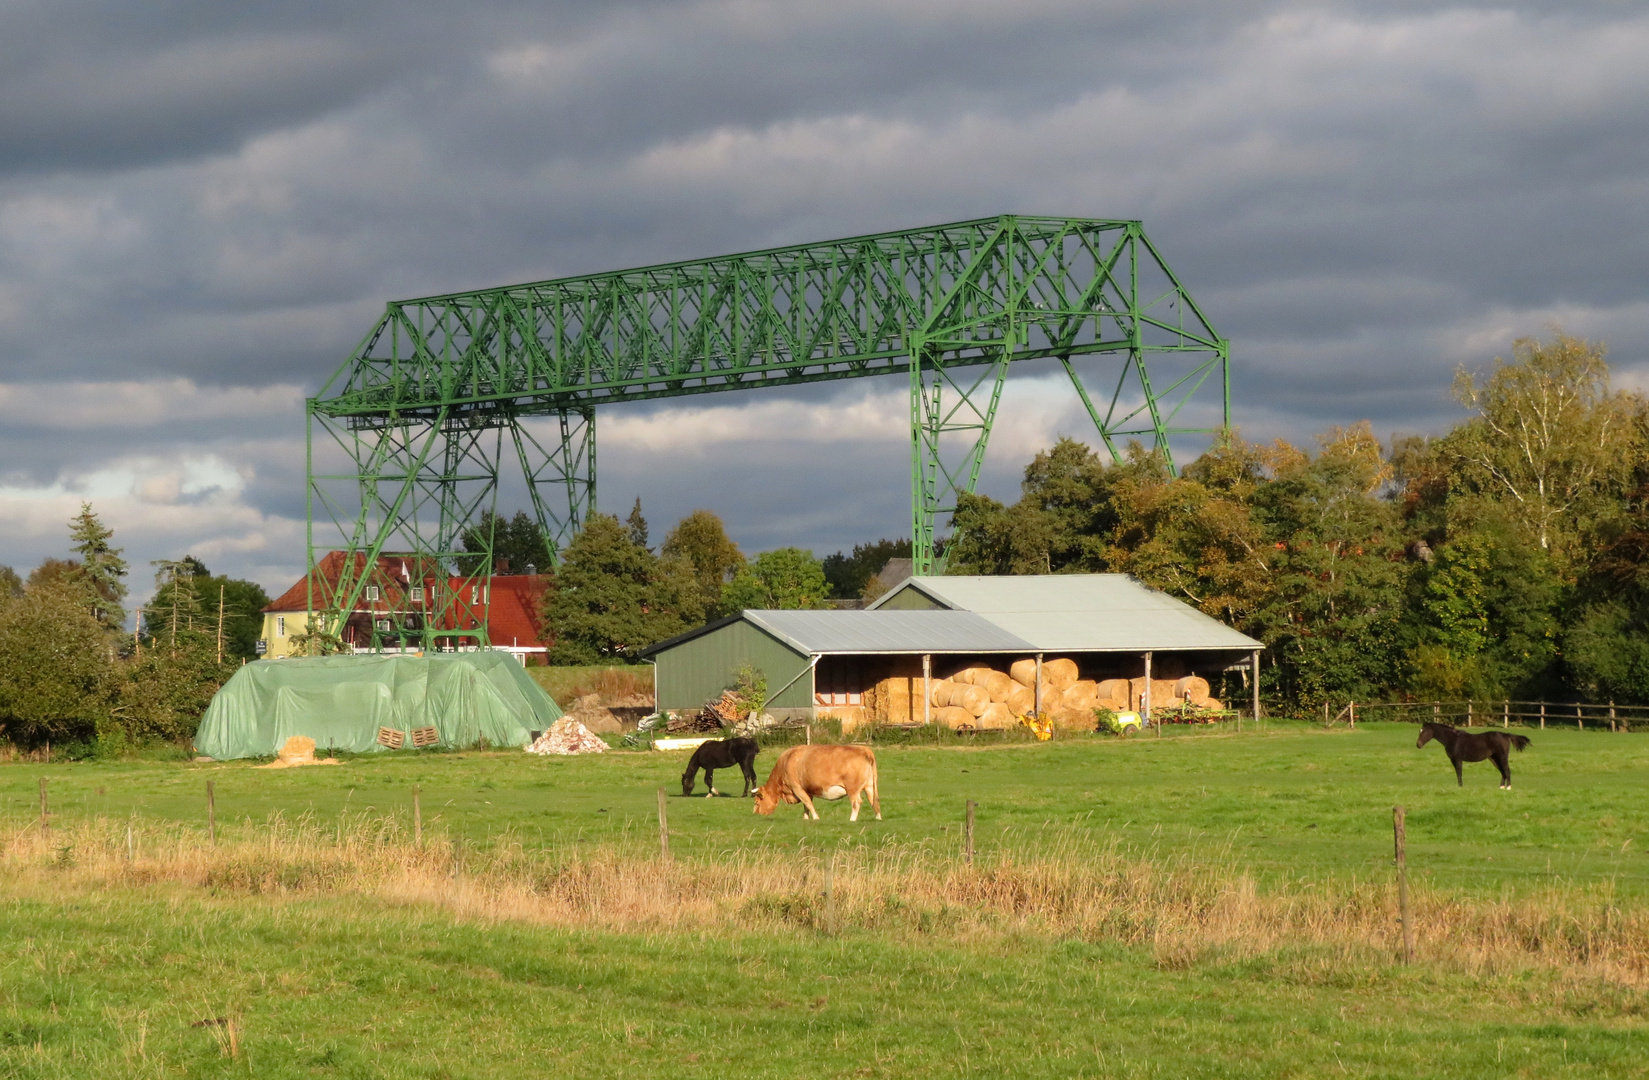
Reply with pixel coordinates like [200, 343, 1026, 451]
[413, 784, 422, 847]
[126, 822, 134, 862]
[657, 787, 670, 862]
[922, 653, 932, 735]
[964, 800, 976, 867]
[1033, 654, 1044, 718]
[206, 780, 217, 843]
[38, 777, 48, 839]
[1394, 805, 1413, 964]
[1250, 650, 1261, 725]
[1145, 651, 1154, 735]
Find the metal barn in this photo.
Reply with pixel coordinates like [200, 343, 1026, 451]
[641, 575, 1264, 728]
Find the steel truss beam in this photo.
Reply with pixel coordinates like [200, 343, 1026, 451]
[308, 216, 1227, 643]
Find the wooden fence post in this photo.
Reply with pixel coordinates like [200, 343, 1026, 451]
[965, 800, 976, 867]
[412, 784, 422, 847]
[1539, 702, 1545, 729]
[38, 777, 48, 840]
[823, 850, 835, 932]
[1466, 700, 1473, 727]
[1577, 706, 1584, 731]
[657, 787, 670, 862]
[1349, 701, 1356, 728]
[206, 780, 217, 843]
[1394, 805, 1413, 964]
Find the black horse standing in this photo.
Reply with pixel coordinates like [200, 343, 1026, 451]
[1416, 722, 1530, 789]
[681, 737, 760, 797]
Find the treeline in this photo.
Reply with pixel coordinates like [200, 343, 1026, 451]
[0, 507, 269, 755]
[949, 333, 1649, 707]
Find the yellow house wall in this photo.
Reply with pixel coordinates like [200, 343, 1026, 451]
[260, 610, 316, 659]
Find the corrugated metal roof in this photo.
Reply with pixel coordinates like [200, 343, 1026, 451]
[869, 574, 1263, 652]
[744, 609, 1033, 655]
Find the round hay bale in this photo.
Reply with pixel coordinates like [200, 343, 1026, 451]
[947, 667, 975, 684]
[977, 669, 1016, 702]
[1053, 708, 1097, 733]
[975, 702, 1013, 729]
[929, 679, 956, 708]
[1174, 676, 1211, 702]
[954, 684, 991, 716]
[1095, 679, 1131, 708]
[1061, 682, 1098, 712]
[1152, 679, 1182, 707]
[1005, 684, 1035, 716]
[1043, 658, 1079, 688]
[935, 706, 976, 730]
[956, 665, 995, 686]
[1202, 697, 1223, 711]
[1009, 658, 1039, 687]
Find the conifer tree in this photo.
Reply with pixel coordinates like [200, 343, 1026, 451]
[67, 503, 127, 631]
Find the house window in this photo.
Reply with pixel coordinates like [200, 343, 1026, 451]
[410, 586, 425, 604]
[375, 618, 391, 632]
[365, 585, 380, 602]
[471, 585, 479, 605]
[276, 616, 286, 637]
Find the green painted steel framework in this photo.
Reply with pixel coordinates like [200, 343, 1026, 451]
[307, 215, 1228, 648]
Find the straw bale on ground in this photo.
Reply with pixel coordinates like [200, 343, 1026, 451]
[258, 736, 341, 769]
[1005, 684, 1035, 716]
[934, 706, 976, 729]
[929, 679, 957, 708]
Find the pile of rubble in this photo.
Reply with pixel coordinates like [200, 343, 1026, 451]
[526, 716, 609, 755]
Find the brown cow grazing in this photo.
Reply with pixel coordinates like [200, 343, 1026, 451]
[752, 744, 881, 821]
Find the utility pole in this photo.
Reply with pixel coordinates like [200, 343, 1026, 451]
[217, 583, 226, 664]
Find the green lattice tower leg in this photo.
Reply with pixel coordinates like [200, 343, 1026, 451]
[510, 407, 596, 568]
[430, 419, 504, 650]
[909, 342, 1010, 574]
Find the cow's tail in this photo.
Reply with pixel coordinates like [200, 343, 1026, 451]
[866, 750, 881, 815]
[1508, 734, 1531, 752]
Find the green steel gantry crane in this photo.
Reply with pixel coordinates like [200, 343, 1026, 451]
[307, 215, 1227, 649]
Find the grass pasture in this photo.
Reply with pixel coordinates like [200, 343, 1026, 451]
[2, 722, 1647, 1077]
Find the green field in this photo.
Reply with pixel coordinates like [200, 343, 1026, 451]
[3, 723, 1647, 1077]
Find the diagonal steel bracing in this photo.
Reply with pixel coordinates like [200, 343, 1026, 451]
[308, 215, 1227, 646]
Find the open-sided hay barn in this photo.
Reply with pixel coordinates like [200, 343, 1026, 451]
[640, 575, 1264, 730]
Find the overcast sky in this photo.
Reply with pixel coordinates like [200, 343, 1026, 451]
[1, 0, 1645, 609]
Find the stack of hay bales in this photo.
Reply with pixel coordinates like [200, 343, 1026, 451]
[1091, 674, 1222, 713]
[925, 657, 1095, 731]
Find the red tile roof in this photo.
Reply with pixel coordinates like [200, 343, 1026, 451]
[264, 552, 551, 648]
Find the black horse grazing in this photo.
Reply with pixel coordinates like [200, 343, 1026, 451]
[681, 737, 760, 797]
[1416, 722, 1531, 789]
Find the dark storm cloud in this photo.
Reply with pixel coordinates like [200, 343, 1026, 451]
[0, 0, 1646, 595]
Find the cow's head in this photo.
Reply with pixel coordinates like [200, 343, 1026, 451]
[752, 785, 779, 815]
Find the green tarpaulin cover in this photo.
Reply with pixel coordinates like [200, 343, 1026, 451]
[195, 652, 564, 760]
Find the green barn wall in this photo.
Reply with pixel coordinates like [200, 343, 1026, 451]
[653, 620, 814, 711]
[877, 584, 945, 610]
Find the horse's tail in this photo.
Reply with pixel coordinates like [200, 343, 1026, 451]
[1508, 734, 1531, 752]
